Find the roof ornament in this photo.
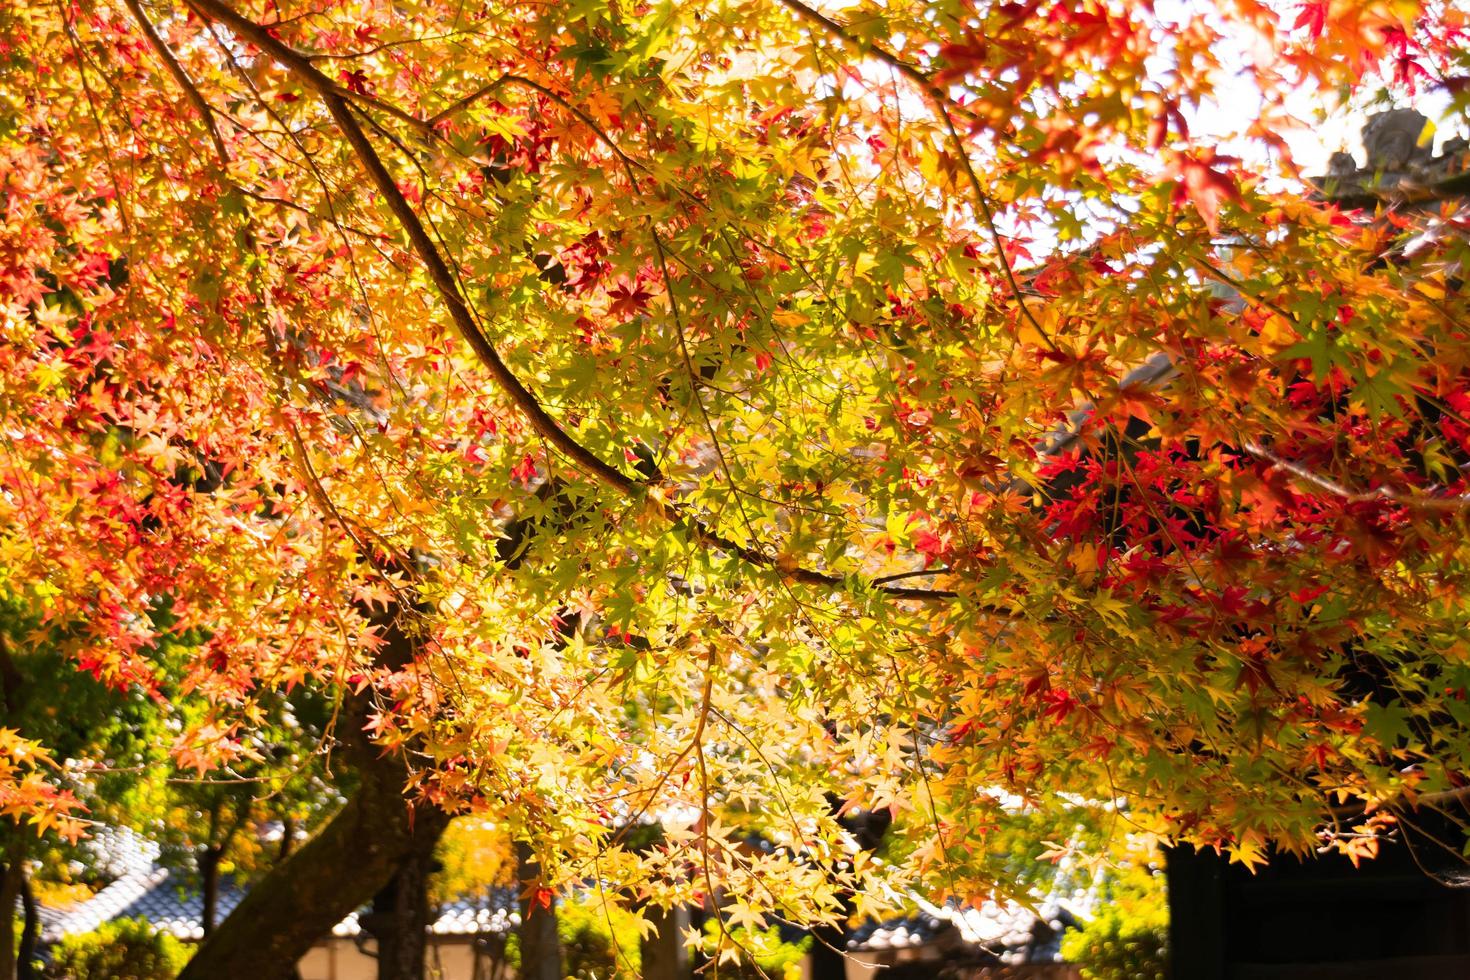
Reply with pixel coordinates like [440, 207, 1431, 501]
[1362, 108, 1435, 171]
[1315, 108, 1469, 204]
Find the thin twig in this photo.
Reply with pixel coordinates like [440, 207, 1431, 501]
[1247, 441, 1470, 514]
[182, 0, 993, 608]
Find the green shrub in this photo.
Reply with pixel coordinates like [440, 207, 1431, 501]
[701, 921, 812, 980]
[1059, 901, 1168, 980]
[558, 897, 641, 979]
[47, 917, 190, 980]
[498, 897, 643, 979]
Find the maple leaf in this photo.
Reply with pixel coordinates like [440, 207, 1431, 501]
[510, 453, 538, 485]
[1167, 150, 1240, 234]
[1293, 1, 1329, 38]
[1037, 840, 1072, 864]
[935, 40, 989, 84]
[339, 69, 373, 95]
[607, 282, 651, 319]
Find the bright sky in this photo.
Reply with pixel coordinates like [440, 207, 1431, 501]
[1193, 67, 1459, 179]
[826, 0, 1466, 259]
[1156, 0, 1464, 176]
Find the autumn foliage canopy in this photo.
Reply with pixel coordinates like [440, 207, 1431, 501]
[3, 0, 1470, 927]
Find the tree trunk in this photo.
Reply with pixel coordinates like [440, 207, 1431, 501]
[177, 754, 451, 980]
[0, 843, 20, 980]
[0, 640, 22, 980]
[178, 600, 449, 980]
[810, 801, 890, 980]
[808, 923, 848, 980]
[278, 815, 296, 861]
[200, 845, 222, 937]
[16, 866, 37, 980]
[366, 827, 442, 980]
[515, 841, 561, 980]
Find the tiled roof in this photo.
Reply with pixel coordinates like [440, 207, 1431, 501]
[44, 824, 1091, 967]
[43, 867, 519, 943]
[845, 893, 1087, 966]
[33, 826, 163, 941]
[42, 867, 179, 941]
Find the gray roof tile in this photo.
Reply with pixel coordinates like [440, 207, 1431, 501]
[44, 867, 518, 943]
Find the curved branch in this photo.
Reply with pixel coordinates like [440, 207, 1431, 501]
[776, 0, 951, 107]
[425, 76, 512, 130]
[123, 0, 228, 161]
[871, 566, 954, 585]
[179, 0, 995, 609]
[181, 0, 432, 137]
[1247, 441, 1470, 514]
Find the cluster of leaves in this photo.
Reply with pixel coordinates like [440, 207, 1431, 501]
[0, 729, 82, 843]
[500, 896, 643, 979]
[1060, 887, 1168, 980]
[2, 0, 1470, 945]
[700, 921, 812, 980]
[559, 898, 643, 980]
[46, 918, 189, 980]
[429, 817, 515, 907]
[0, 582, 332, 918]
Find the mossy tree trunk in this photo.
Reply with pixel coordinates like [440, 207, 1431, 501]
[178, 601, 449, 980]
[368, 831, 443, 980]
[177, 759, 450, 979]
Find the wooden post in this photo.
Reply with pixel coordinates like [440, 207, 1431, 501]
[516, 841, 561, 980]
[641, 906, 690, 980]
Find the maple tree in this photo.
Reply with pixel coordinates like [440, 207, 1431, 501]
[0, 589, 176, 979]
[3, 0, 1470, 973]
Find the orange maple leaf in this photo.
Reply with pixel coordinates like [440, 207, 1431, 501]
[1167, 149, 1241, 234]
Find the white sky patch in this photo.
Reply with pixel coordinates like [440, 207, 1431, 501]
[1154, 0, 1466, 178]
[809, 0, 1467, 260]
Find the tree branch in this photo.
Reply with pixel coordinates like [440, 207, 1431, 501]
[122, 0, 229, 162]
[1247, 441, 1470, 514]
[775, 0, 948, 105]
[424, 75, 512, 130]
[178, 0, 992, 609]
[180, 0, 433, 137]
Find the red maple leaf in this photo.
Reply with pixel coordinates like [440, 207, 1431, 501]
[1167, 149, 1240, 234]
[912, 528, 948, 566]
[1394, 55, 1430, 94]
[608, 283, 652, 318]
[935, 40, 988, 84]
[1040, 689, 1077, 722]
[510, 453, 538, 485]
[339, 69, 373, 95]
[1293, 1, 1328, 38]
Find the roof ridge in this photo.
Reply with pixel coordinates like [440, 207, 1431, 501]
[42, 865, 521, 942]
